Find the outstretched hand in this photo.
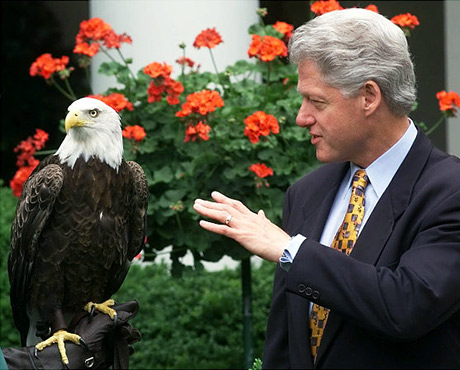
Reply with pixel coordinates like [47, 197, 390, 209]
[193, 191, 290, 262]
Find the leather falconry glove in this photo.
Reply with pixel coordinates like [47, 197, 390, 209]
[3, 300, 141, 369]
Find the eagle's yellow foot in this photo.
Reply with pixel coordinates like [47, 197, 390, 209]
[35, 329, 81, 365]
[84, 299, 117, 319]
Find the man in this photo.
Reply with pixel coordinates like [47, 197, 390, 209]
[193, 8, 460, 369]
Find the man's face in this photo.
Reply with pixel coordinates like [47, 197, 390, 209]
[296, 60, 370, 166]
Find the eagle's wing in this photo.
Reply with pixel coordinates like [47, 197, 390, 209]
[126, 160, 148, 260]
[103, 160, 148, 300]
[8, 162, 64, 345]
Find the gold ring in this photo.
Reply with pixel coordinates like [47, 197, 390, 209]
[225, 214, 233, 225]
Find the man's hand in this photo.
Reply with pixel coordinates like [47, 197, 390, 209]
[193, 191, 290, 262]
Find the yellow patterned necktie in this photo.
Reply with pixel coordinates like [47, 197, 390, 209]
[309, 169, 369, 360]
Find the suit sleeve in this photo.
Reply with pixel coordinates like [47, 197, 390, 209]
[285, 187, 460, 340]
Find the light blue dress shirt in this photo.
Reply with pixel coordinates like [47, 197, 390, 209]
[280, 121, 418, 269]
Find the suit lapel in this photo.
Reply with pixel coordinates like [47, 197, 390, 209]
[352, 130, 433, 264]
[299, 163, 349, 240]
[315, 130, 433, 365]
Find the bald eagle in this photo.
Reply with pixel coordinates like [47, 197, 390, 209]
[8, 97, 148, 364]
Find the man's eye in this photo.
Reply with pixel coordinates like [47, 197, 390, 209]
[89, 109, 99, 118]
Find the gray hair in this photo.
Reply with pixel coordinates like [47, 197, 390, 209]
[289, 8, 416, 117]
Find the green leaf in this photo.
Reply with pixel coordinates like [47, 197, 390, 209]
[98, 61, 125, 76]
[152, 166, 174, 184]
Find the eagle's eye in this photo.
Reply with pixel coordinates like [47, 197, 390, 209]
[89, 109, 99, 118]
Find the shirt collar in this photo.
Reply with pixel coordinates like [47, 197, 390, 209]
[348, 119, 418, 197]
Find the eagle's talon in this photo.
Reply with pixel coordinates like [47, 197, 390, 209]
[35, 329, 81, 365]
[113, 313, 118, 327]
[34, 347, 39, 359]
[84, 299, 117, 320]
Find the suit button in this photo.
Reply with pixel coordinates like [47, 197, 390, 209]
[305, 287, 313, 296]
[298, 284, 306, 293]
[312, 290, 320, 300]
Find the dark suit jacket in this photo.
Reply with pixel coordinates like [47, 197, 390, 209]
[263, 131, 460, 369]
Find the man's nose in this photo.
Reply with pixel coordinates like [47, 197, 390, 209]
[296, 103, 316, 127]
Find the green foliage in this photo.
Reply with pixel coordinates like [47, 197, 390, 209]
[0, 181, 20, 348]
[102, 19, 319, 275]
[250, 357, 263, 370]
[113, 261, 275, 369]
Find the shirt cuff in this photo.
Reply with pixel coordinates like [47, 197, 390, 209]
[279, 234, 307, 271]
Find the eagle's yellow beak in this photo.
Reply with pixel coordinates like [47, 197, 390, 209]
[65, 110, 87, 132]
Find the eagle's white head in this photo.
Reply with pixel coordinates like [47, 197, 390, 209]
[55, 97, 123, 170]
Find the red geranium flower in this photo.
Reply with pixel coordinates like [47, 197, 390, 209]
[247, 34, 288, 62]
[272, 21, 294, 41]
[143, 62, 184, 105]
[30, 53, 70, 80]
[10, 166, 37, 197]
[11, 129, 50, 197]
[74, 17, 132, 57]
[73, 42, 100, 57]
[391, 13, 420, 30]
[310, 0, 343, 16]
[122, 125, 146, 142]
[88, 93, 134, 112]
[176, 57, 195, 68]
[76, 18, 112, 42]
[33, 129, 49, 148]
[103, 32, 132, 49]
[436, 90, 460, 117]
[143, 62, 173, 79]
[244, 111, 280, 144]
[184, 121, 211, 142]
[165, 79, 185, 105]
[249, 163, 274, 178]
[176, 90, 224, 118]
[365, 4, 379, 13]
[193, 28, 223, 49]
[13, 129, 49, 167]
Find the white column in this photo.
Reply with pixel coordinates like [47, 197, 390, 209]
[89, 0, 259, 93]
[445, 0, 460, 157]
[89, 0, 260, 270]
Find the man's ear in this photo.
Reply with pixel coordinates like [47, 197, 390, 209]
[362, 80, 382, 116]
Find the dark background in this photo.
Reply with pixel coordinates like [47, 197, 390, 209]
[1, 1, 89, 184]
[1, 1, 446, 185]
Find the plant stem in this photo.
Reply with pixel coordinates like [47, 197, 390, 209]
[83, 66, 94, 95]
[175, 212, 184, 234]
[425, 116, 445, 136]
[63, 78, 77, 100]
[181, 47, 186, 77]
[263, 63, 272, 109]
[265, 135, 285, 155]
[50, 76, 75, 101]
[100, 47, 136, 100]
[115, 48, 135, 101]
[116, 48, 137, 80]
[208, 48, 225, 92]
[209, 48, 220, 76]
[100, 47, 118, 64]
